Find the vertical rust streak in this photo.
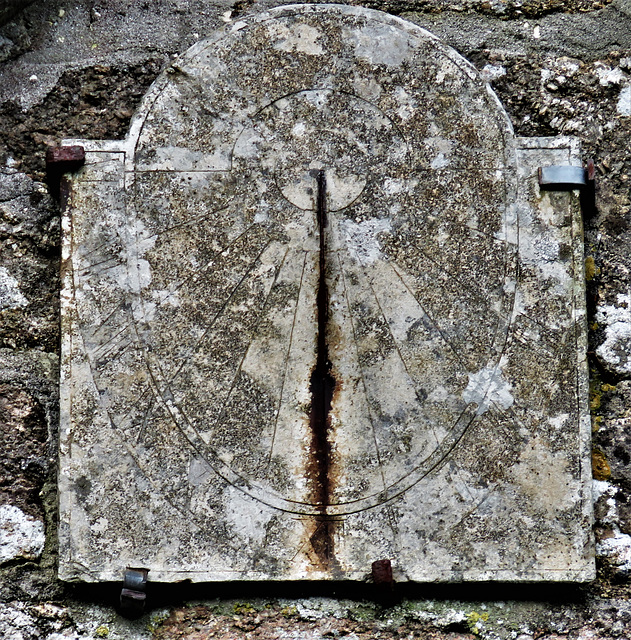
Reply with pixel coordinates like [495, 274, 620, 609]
[308, 169, 337, 568]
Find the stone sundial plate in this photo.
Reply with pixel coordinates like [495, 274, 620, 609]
[58, 4, 594, 582]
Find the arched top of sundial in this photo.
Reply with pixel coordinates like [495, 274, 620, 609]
[130, 3, 514, 178]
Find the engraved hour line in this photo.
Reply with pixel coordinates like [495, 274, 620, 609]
[267, 250, 309, 468]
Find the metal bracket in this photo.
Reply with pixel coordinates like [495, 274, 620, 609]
[538, 162, 594, 191]
[371, 558, 395, 603]
[45, 145, 85, 200]
[371, 558, 393, 588]
[120, 568, 148, 618]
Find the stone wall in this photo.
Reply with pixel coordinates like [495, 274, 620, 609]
[1, 0, 630, 638]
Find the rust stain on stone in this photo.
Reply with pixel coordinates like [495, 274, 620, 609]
[306, 169, 340, 571]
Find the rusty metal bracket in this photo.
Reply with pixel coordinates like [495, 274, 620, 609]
[371, 558, 393, 588]
[120, 567, 149, 618]
[371, 558, 395, 603]
[538, 164, 592, 190]
[46, 145, 85, 200]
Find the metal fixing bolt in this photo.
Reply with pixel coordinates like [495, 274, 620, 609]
[45, 145, 86, 165]
[120, 567, 149, 618]
[371, 558, 393, 588]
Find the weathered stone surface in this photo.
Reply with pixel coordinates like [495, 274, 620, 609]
[0, 504, 44, 565]
[152, 596, 631, 640]
[0, 168, 60, 351]
[0, 62, 166, 180]
[403, 4, 631, 60]
[0, 1, 34, 28]
[0, 349, 58, 532]
[58, 5, 593, 584]
[0, 0, 232, 111]
[0, 384, 47, 518]
[596, 296, 631, 375]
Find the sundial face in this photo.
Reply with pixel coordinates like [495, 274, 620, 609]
[59, 5, 594, 582]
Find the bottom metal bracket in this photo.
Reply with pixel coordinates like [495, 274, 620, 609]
[120, 568, 149, 618]
[371, 558, 394, 589]
[539, 161, 597, 217]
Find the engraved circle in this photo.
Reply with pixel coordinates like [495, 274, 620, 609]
[233, 90, 408, 212]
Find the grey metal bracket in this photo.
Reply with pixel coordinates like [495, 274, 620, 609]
[538, 162, 594, 191]
[120, 568, 149, 618]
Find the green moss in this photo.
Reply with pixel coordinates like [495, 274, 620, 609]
[466, 610, 489, 635]
[146, 610, 170, 634]
[95, 626, 109, 638]
[233, 601, 257, 615]
[347, 603, 378, 622]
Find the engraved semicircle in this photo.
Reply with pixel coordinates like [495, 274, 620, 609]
[105, 4, 520, 516]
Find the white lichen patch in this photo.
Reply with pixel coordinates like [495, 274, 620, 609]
[593, 479, 618, 524]
[148, 146, 232, 171]
[152, 289, 181, 308]
[430, 152, 450, 169]
[0, 603, 43, 640]
[617, 85, 631, 116]
[0, 504, 45, 564]
[480, 64, 506, 82]
[348, 23, 412, 67]
[351, 73, 382, 102]
[595, 63, 627, 86]
[423, 135, 455, 164]
[223, 488, 274, 547]
[597, 530, 631, 574]
[0, 267, 28, 311]
[549, 413, 570, 430]
[508, 437, 573, 516]
[462, 364, 514, 414]
[273, 23, 324, 55]
[435, 58, 460, 85]
[338, 218, 391, 265]
[596, 293, 631, 375]
[515, 204, 571, 294]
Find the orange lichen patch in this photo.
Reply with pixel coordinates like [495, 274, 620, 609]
[592, 449, 611, 481]
[585, 256, 597, 281]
